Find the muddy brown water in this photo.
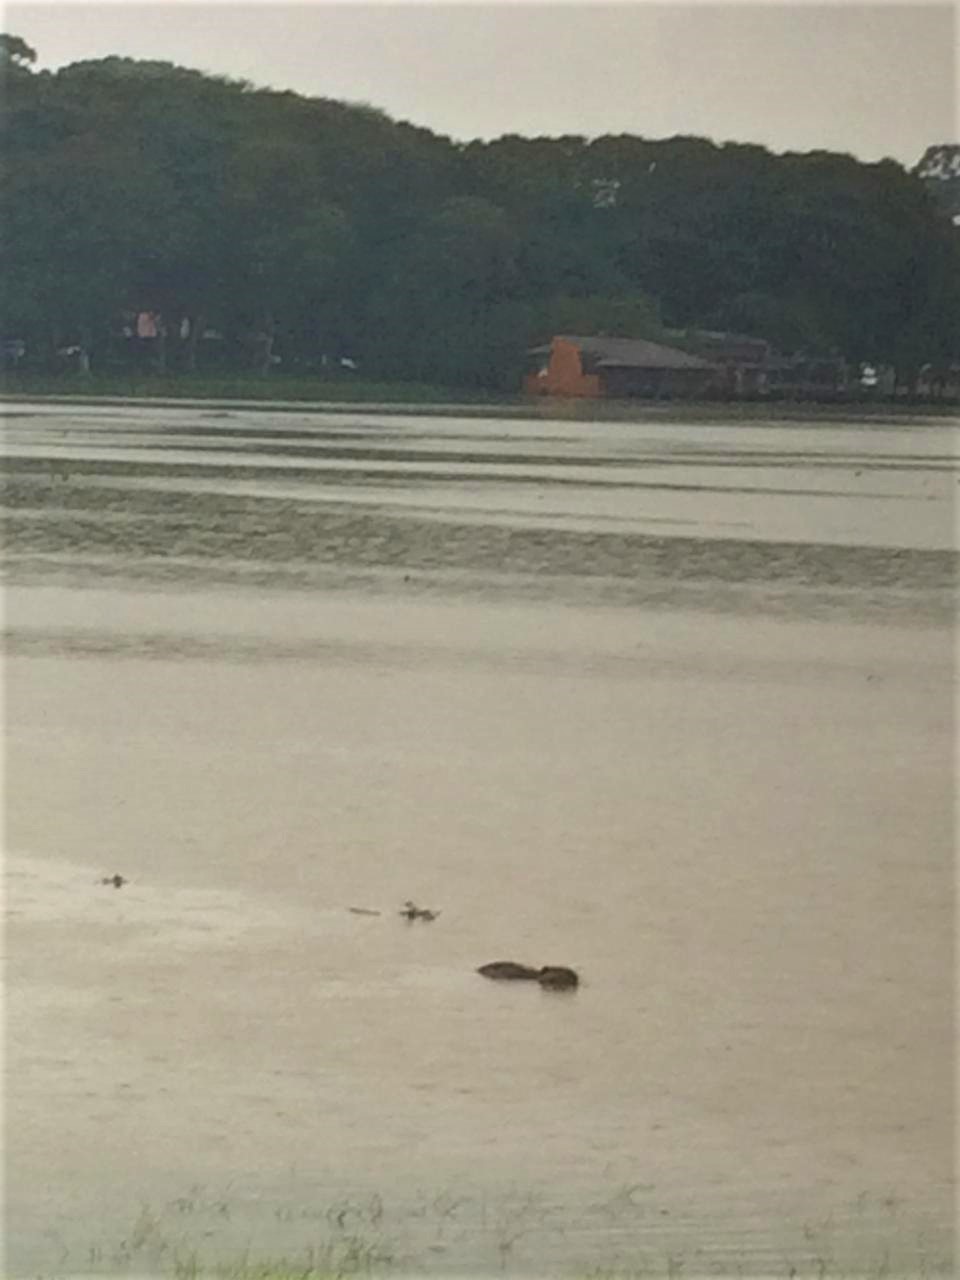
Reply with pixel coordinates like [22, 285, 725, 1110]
[3, 403, 956, 1277]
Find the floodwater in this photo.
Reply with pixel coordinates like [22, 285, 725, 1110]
[2, 401, 956, 1278]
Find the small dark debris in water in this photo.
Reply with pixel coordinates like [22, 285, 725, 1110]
[403, 574, 412, 582]
[348, 906, 381, 916]
[400, 900, 439, 922]
[101, 874, 127, 888]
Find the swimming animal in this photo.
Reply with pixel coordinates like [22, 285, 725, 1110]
[477, 961, 542, 981]
[477, 962, 579, 989]
[536, 965, 579, 990]
[101, 874, 127, 889]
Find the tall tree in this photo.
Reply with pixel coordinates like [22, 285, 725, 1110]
[1, 39, 956, 392]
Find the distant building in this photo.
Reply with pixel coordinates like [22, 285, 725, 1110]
[526, 330, 856, 400]
[917, 361, 960, 399]
[677, 330, 850, 397]
[672, 330, 773, 396]
[525, 334, 718, 399]
[764, 355, 850, 397]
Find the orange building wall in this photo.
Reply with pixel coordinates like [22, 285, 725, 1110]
[525, 338, 603, 397]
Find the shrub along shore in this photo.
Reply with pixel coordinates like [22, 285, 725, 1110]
[2, 372, 957, 418]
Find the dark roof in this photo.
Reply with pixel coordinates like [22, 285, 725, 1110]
[675, 329, 772, 364]
[681, 328, 766, 346]
[531, 334, 717, 371]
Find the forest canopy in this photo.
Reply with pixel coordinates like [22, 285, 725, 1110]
[1, 38, 957, 390]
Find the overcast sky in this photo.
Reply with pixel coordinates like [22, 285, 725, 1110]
[6, 2, 957, 165]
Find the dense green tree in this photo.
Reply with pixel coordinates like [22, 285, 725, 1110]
[528, 292, 664, 344]
[0, 32, 36, 70]
[362, 197, 527, 387]
[1, 35, 956, 392]
[914, 144, 960, 221]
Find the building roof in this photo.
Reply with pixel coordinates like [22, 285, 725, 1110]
[674, 329, 772, 364]
[532, 334, 718, 371]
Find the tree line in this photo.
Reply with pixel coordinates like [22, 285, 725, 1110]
[2, 34, 958, 391]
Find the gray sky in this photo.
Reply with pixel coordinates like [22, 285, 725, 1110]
[6, 2, 957, 165]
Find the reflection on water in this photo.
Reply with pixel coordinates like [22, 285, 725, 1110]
[3, 403, 956, 1277]
[3, 402, 957, 624]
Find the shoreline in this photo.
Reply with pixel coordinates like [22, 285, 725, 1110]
[3, 385, 959, 423]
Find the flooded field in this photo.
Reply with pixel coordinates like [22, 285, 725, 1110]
[3, 402, 956, 1277]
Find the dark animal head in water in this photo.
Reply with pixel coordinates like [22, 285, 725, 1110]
[101, 874, 127, 888]
[537, 966, 579, 990]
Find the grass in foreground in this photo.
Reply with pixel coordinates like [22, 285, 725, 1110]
[163, 1263, 955, 1280]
